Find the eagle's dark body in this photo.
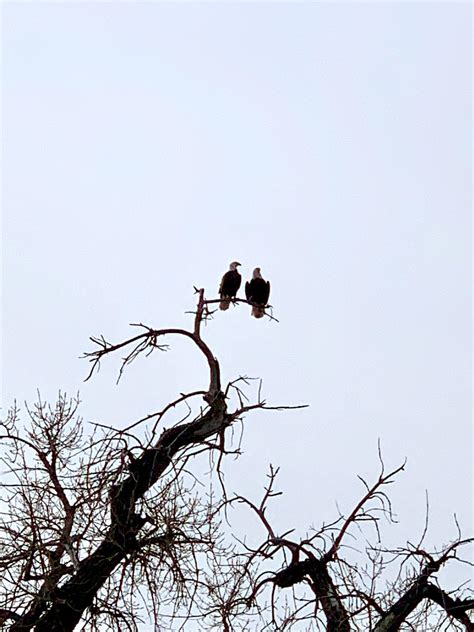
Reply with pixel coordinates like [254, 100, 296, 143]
[219, 263, 242, 310]
[245, 270, 270, 318]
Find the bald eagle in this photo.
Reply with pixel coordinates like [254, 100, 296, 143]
[245, 268, 270, 318]
[219, 261, 242, 310]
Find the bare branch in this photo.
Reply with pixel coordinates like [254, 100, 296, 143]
[324, 460, 406, 562]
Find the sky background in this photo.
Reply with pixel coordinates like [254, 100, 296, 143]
[1, 0, 472, 619]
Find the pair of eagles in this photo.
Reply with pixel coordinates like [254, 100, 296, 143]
[219, 262, 270, 319]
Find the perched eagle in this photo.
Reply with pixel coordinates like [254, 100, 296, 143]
[219, 261, 242, 310]
[245, 268, 271, 318]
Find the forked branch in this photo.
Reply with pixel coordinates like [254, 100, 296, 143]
[84, 289, 222, 398]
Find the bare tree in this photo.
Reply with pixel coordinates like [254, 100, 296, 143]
[216, 460, 473, 631]
[0, 290, 471, 631]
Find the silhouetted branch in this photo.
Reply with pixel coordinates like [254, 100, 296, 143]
[374, 581, 473, 632]
[204, 297, 280, 322]
[228, 402, 309, 422]
[84, 325, 220, 397]
[324, 460, 406, 562]
[116, 390, 208, 436]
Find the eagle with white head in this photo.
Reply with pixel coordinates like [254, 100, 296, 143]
[219, 261, 242, 310]
[245, 267, 271, 318]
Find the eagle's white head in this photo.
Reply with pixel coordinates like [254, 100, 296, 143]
[252, 267, 262, 279]
[229, 261, 241, 271]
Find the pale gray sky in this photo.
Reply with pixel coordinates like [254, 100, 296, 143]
[2, 0, 472, 613]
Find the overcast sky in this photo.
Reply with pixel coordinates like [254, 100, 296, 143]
[2, 0, 472, 619]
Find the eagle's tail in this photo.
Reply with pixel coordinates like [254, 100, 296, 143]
[251, 305, 265, 319]
[220, 298, 231, 311]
